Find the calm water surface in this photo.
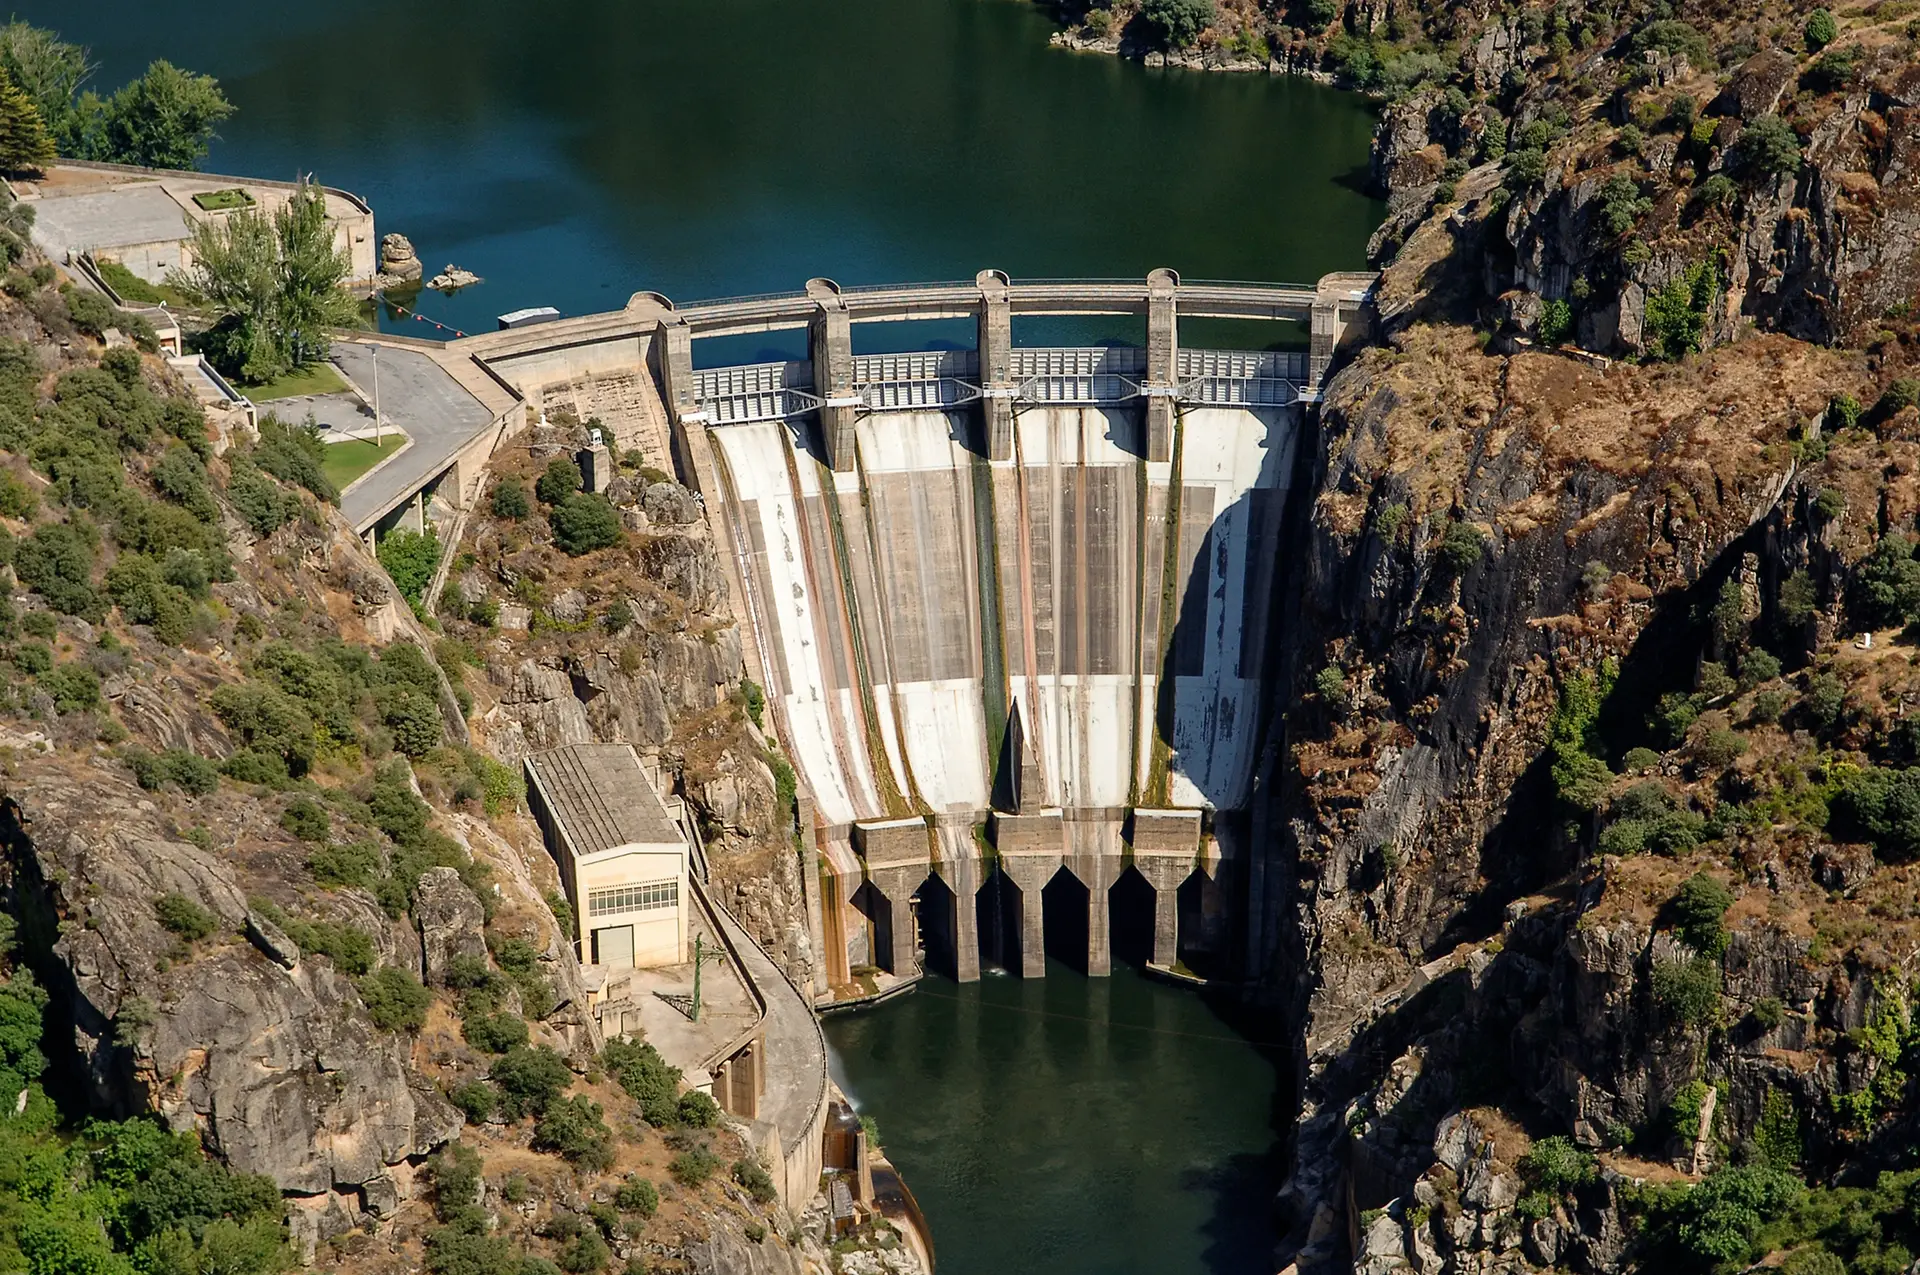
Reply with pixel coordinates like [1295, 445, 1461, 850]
[24, 0, 1382, 343]
[826, 965, 1285, 1275]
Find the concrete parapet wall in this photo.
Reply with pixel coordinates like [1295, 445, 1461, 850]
[1130, 808, 1203, 858]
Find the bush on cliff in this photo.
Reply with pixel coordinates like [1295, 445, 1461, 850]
[550, 492, 622, 556]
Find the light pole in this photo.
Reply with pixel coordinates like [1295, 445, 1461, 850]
[371, 343, 382, 446]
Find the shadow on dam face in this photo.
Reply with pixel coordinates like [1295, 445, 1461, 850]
[708, 396, 1297, 987]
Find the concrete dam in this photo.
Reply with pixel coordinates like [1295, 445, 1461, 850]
[455, 269, 1375, 994]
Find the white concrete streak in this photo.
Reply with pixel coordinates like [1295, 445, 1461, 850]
[1167, 407, 1292, 809]
[711, 422, 879, 827]
[1016, 407, 1135, 810]
[856, 412, 992, 813]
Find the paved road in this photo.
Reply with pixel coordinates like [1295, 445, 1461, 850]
[325, 342, 496, 531]
[704, 884, 828, 1153]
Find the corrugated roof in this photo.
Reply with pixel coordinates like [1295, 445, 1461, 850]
[527, 743, 683, 857]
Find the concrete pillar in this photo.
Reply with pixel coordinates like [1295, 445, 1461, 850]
[808, 278, 858, 472]
[938, 853, 983, 983]
[976, 269, 1015, 462]
[1079, 857, 1118, 977]
[1152, 874, 1179, 967]
[868, 864, 922, 977]
[999, 858, 1051, 979]
[577, 443, 613, 493]
[657, 318, 699, 425]
[1144, 268, 1179, 464]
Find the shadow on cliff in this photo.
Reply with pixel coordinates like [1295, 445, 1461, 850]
[1428, 526, 1763, 956]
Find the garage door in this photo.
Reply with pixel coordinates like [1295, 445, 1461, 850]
[594, 925, 635, 969]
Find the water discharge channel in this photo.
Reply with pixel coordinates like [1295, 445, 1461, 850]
[24, 1, 1385, 1268]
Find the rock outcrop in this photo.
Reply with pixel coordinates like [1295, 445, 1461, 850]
[414, 866, 487, 987]
[6, 770, 460, 1246]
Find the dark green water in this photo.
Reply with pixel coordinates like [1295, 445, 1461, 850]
[825, 965, 1285, 1275]
[22, 0, 1382, 342]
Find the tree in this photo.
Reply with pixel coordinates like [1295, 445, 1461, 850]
[1732, 115, 1802, 183]
[377, 529, 441, 608]
[1804, 7, 1838, 51]
[93, 60, 232, 171]
[176, 182, 356, 384]
[491, 478, 529, 520]
[0, 22, 92, 145]
[1136, 0, 1215, 49]
[550, 494, 621, 556]
[1644, 263, 1715, 361]
[535, 458, 581, 506]
[0, 69, 56, 175]
[1537, 298, 1573, 346]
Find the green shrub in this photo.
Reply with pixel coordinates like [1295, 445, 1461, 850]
[14, 521, 104, 620]
[602, 1038, 683, 1126]
[1733, 115, 1802, 183]
[668, 1147, 721, 1187]
[490, 1045, 573, 1121]
[1804, 7, 1837, 50]
[1803, 673, 1847, 729]
[380, 686, 443, 758]
[1754, 1087, 1801, 1167]
[1622, 747, 1661, 772]
[1135, 0, 1215, 50]
[126, 746, 220, 795]
[534, 1095, 616, 1171]
[377, 529, 440, 608]
[491, 478, 529, 520]
[1652, 954, 1722, 1025]
[359, 965, 432, 1032]
[1695, 172, 1738, 213]
[740, 678, 765, 727]
[556, 1227, 609, 1275]
[1803, 47, 1857, 93]
[550, 493, 622, 556]
[1665, 1165, 1803, 1264]
[462, 1009, 530, 1055]
[732, 1158, 777, 1204]
[678, 1090, 721, 1128]
[1671, 871, 1734, 954]
[1538, 298, 1573, 346]
[282, 918, 376, 975]
[1750, 688, 1789, 725]
[448, 1081, 497, 1125]
[1645, 263, 1716, 361]
[1691, 727, 1747, 770]
[42, 663, 101, 712]
[1437, 521, 1486, 576]
[249, 415, 336, 502]
[308, 839, 383, 891]
[536, 458, 582, 505]
[1738, 648, 1781, 690]
[1519, 1136, 1594, 1195]
[279, 798, 330, 842]
[154, 892, 218, 942]
[426, 1143, 484, 1222]
[614, 1177, 659, 1218]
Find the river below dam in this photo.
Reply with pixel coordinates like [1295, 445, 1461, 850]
[826, 965, 1286, 1275]
[23, 0, 1375, 1268]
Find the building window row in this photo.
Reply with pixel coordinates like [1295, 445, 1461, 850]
[588, 880, 679, 916]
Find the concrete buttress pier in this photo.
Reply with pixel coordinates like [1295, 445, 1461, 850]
[452, 267, 1377, 995]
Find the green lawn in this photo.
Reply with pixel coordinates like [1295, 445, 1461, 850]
[322, 434, 407, 492]
[246, 363, 350, 401]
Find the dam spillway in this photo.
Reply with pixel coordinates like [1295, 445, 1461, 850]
[452, 269, 1375, 993]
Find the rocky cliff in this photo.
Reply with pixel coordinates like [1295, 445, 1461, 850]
[1257, 20, 1920, 1265]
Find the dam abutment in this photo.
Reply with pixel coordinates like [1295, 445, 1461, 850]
[452, 268, 1376, 997]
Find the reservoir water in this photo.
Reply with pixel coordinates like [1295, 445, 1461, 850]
[22, 0, 1383, 339]
[22, 1, 1375, 1267]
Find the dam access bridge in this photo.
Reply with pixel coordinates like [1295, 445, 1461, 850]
[453, 268, 1375, 993]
